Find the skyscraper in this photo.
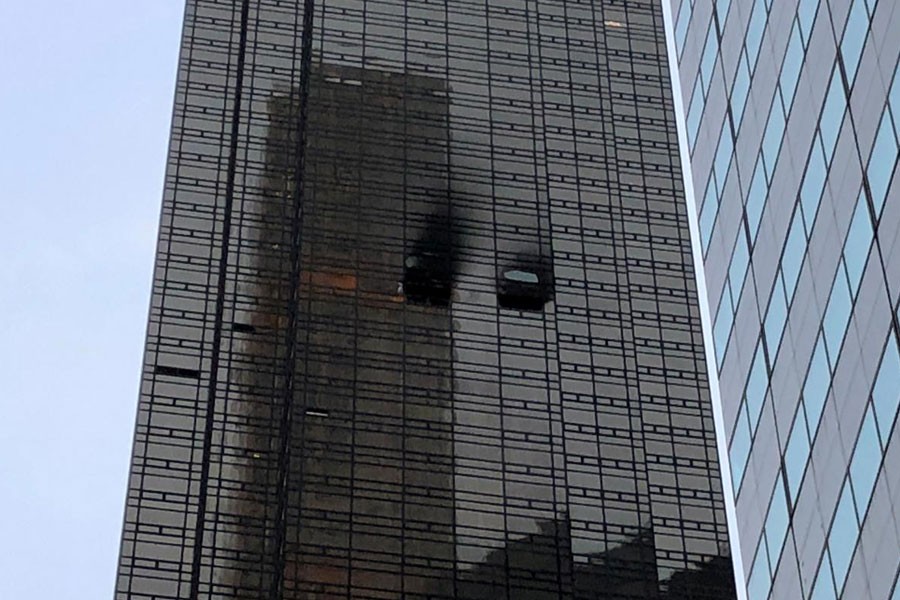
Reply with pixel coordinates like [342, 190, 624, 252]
[116, 1, 736, 598]
[670, 0, 900, 597]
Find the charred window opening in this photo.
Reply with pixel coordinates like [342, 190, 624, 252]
[497, 253, 553, 311]
[402, 210, 455, 307]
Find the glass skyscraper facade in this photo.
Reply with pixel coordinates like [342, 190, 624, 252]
[671, 0, 900, 597]
[116, 1, 737, 598]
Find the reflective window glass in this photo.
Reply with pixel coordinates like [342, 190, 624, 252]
[867, 110, 898, 215]
[765, 475, 789, 567]
[765, 273, 788, 356]
[782, 212, 806, 299]
[730, 405, 752, 493]
[785, 409, 810, 501]
[687, 77, 704, 148]
[798, 0, 821, 45]
[732, 53, 751, 127]
[700, 177, 718, 252]
[823, 264, 852, 359]
[763, 102, 786, 178]
[873, 338, 900, 440]
[714, 287, 734, 367]
[746, 0, 768, 70]
[820, 69, 847, 161]
[803, 335, 831, 435]
[746, 159, 767, 241]
[849, 405, 881, 521]
[841, 0, 869, 85]
[729, 231, 750, 301]
[843, 191, 872, 291]
[714, 120, 734, 193]
[800, 136, 827, 228]
[717, 0, 731, 23]
[701, 27, 719, 89]
[828, 481, 859, 589]
[780, 24, 805, 110]
[811, 552, 836, 600]
[747, 541, 772, 600]
[675, 1, 692, 55]
[746, 341, 769, 429]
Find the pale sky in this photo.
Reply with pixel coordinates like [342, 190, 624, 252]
[0, 2, 183, 597]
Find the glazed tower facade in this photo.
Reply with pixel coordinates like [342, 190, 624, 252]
[116, 1, 736, 598]
[671, 0, 900, 598]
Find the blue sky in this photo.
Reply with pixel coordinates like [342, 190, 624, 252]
[0, 2, 183, 597]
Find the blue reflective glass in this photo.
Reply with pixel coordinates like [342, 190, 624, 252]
[780, 24, 805, 110]
[801, 137, 827, 228]
[843, 192, 872, 291]
[746, 0, 768, 69]
[798, 0, 821, 45]
[730, 405, 752, 493]
[701, 26, 719, 89]
[675, 1, 692, 55]
[841, 0, 869, 85]
[687, 77, 704, 148]
[700, 177, 717, 252]
[729, 232, 750, 301]
[849, 406, 881, 521]
[804, 335, 830, 434]
[868, 110, 898, 215]
[732, 55, 751, 127]
[714, 121, 734, 193]
[746, 159, 767, 240]
[782, 212, 806, 299]
[785, 409, 810, 501]
[828, 482, 859, 589]
[763, 102, 786, 178]
[717, 0, 731, 23]
[714, 287, 734, 367]
[821, 70, 846, 161]
[765, 476, 789, 567]
[765, 274, 788, 356]
[811, 552, 836, 600]
[823, 265, 852, 359]
[747, 541, 772, 600]
[746, 341, 769, 429]
[873, 339, 900, 441]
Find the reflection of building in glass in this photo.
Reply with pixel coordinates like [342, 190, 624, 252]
[116, 2, 735, 599]
[671, 0, 900, 597]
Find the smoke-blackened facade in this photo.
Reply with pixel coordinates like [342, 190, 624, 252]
[116, 1, 735, 598]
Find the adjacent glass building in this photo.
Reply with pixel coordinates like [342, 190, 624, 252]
[670, 0, 900, 597]
[115, 1, 737, 598]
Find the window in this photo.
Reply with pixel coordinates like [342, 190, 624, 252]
[700, 176, 718, 253]
[747, 541, 772, 600]
[828, 481, 859, 590]
[798, 0, 821, 45]
[746, 159, 767, 241]
[867, 110, 898, 215]
[823, 264, 852, 359]
[873, 337, 900, 440]
[731, 53, 751, 128]
[714, 119, 734, 193]
[849, 405, 881, 520]
[765, 273, 788, 356]
[780, 23, 805, 111]
[803, 335, 830, 435]
[764, 476, 790, 568]
[781, 211, 806, 299]
[746, 341, 769, 428]
[687, 77, 704, 148]
[714, 288, 734, 367]
[843, 191, 873, 290]
[730, 405, 752, 494]
[700, 26, 719, 90]
[729, 232, 750, 301]
[762, 101, 786, 178]
[800, 136, 827, 228]
[841, 0, 869, 85]
[716, 0, 731, 24]
[745, 0, 768, 70]
[675, 0, 692, 56]
[820, 69, 847, 162]
[811, 552, 837, 600]
[785, 408, 810, 501]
